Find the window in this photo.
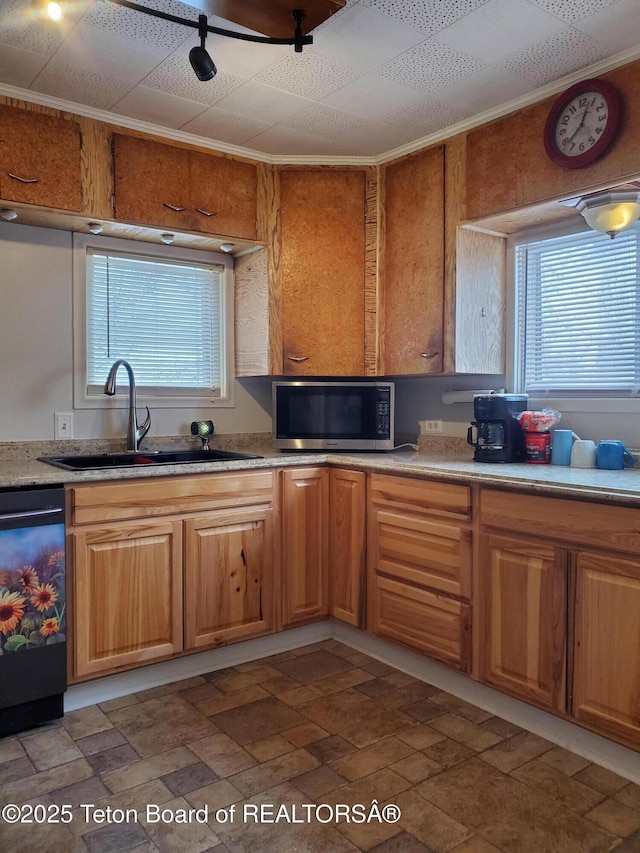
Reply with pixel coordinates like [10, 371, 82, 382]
[73, 235, 233, 408]
[513, 224, 640, 397]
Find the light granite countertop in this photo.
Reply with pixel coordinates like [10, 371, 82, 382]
[1, 435, 640, 506]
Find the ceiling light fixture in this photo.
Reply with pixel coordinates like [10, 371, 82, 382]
[0, 209, 18, 221]
[577, 191, 640, 239]
[31, 0, 63, 22]
[87, 222, 104, 234]
[219, 242, 234, 253]
[100, 0, 312, 81]
[160, 233, 175, 244]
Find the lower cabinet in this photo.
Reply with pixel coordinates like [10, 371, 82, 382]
[329, 468, 366, 627]
[280, 467, 329, 627]
[367, 473, 472, 671]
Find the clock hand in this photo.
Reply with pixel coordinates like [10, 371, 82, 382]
[567, 107, 589, 143]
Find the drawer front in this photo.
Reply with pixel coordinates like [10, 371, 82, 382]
[370, 473, 471, 520]
[372, 508, 471, 599]
[69, 471, 274, 525]
[370, 575, 471, 670]
[480, 488, 640, 554]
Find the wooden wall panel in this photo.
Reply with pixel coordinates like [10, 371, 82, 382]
[365, 167, 379, 376]
[235, 248, 269, 376]
[257, 163, 283, 374]
[443, 134, 467, 373]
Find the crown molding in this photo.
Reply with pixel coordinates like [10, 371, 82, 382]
[2, 43, 640, 168]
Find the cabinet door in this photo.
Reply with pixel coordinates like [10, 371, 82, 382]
[280, 170, 365, 376]
[190, 151, 257, 239]
[477, 532, 567, 711]
[0, 105, 82, 211]
[281, 467, 329, 627]
[381, 146, 444, 374]
[72, 520, 183, 677]
[329, 469, 366, 627]
[113, 134, 192, 230]
[572, 551, 640, 746]
[184, 508, 274, 649]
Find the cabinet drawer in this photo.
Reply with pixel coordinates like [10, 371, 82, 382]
[69, 471, 274, 525]
[480, 488, 640, 554]
[372, 509, 471, 598]
[370, 473, 471, 520]
[370, 575, 471, 670]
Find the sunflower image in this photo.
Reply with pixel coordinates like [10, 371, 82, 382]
[0, 590, 26, 634]
[48, 551, 64, 567]
[19, 566, 39, 593]
[30, 583, 59, 612]
[40, 617, 59, 637]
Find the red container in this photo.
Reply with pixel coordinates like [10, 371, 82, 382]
[525, 432, 551, 463]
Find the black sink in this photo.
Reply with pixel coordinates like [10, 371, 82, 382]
[38, 449, 263, 471]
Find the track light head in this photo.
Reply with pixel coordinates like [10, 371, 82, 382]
[189, 13, 216, 81]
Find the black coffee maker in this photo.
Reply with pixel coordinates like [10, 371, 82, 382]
[467, 393, 528, 462]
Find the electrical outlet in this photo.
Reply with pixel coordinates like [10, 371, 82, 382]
[54, 412, 73, 440]
[420, 419, 443, 434]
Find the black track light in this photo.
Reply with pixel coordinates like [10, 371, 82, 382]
[189, 14, 216, 82]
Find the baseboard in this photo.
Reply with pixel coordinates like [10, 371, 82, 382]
[65, 620, 639, 785]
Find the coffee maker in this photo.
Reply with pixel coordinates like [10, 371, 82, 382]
[467, 393, 528, 462]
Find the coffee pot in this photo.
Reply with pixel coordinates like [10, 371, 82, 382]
[467, 393, 528, 463]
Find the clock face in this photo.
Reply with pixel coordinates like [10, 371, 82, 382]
[544, 79, 622, 169]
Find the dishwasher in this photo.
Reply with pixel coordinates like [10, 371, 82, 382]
[0, 486, 66, 736]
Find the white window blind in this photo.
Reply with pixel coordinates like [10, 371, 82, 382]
[516, 226, 640, 395]
[86, 249, 224, 397]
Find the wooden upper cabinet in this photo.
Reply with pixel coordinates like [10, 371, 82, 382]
[381, 145, 444, 375]
[113, 134, 257, 239]
[280, 169, 365, 375]
[0, 105, 82, 211]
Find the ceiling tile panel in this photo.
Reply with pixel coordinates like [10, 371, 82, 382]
[0, 0, 71, 55]
[112, 84, 209, 126]
[211, 80, 314, 123]
[180, 107, 271, 143]
[82, 0, 191, 51]
[529, 0, 622, 23]
[312, 3, 427, 72]
[280, 102, 373, 137]
[254, 48, 360, 100]
[432, 65, 533, 114]
[321, 72, 424, 118]
[202, 32, 289, 78]
[380, 98, 469, 137]
[501, 26, 608, 87]
[360, 0, 492, 36]
[378, 38, 487, 92]
[30, 59, 133, 109]
[244, 125, 341, 155]
[572, 0, 640, 52]
[0, 44, 49, 89]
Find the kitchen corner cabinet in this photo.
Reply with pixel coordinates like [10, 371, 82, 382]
[0, 104, 82, 211]
[380, 146, 444, 375]
[279, 169, 366, 375]
[113, 134, 258, 239]
[329, 468, 366, 627]
[367, 473, 472, 670]
[67, 471, 275, 679]
[281, 467, 329, 627]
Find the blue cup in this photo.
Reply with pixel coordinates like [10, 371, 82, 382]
[551, 430, 578, 466]
[596, 440, 636, 470]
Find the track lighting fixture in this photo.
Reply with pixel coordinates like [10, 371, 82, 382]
[189, 15, 217, 82]
[31, 0, 63, 22]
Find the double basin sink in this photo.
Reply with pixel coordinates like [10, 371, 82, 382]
[39, 448, 263, 471]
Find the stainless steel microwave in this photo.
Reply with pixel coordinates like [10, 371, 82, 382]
[272, 380, 395, 451]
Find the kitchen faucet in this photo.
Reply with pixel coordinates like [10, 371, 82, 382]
[104, 359, 151, 452]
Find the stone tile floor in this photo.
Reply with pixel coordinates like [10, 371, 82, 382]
[1, 640, 639, 853]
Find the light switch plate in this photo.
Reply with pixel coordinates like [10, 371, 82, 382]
[54, 412, 73, 439]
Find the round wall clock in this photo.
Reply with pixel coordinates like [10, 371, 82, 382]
[543, 78, 622, 169]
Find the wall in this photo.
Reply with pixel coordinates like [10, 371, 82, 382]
[0, 221, 271, 442]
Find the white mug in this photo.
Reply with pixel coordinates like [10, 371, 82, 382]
[571, 439, 597, 468]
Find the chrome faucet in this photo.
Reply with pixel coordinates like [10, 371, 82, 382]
[104, 359, 151, 452]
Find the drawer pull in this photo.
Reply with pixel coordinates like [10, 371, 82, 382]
[8, 173, 38, 184]
[163, 202, 186, 211]
[287, 356, 309, 363]
[195, 208, 217, 217]
[421, 351, 438, 360]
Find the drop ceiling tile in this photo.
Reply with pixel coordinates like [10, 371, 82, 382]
[435, 0, 566, 64]
[360, 0, 491, 37]
[143, 42, 246, 106]
[573, 0, 640, 52]
[380, 98, 469, 137]
[312, 3, 427, 73]
[321, 72, 423, 118]
[332, 122, 423, 155]
[112, 84, 209, 127]
[203, 32, 290, 79]
[0, 0, 71, 55]
[180, 107, 271, 144]
[244, 125, 341, 156]
[30, 59, 133, 109]
[212, 80, 315, 124]
[51, 22, 169, 85]
[280, 102, 372, 138]
[529, 0, 622, 23]
[378, 38, 487, 92]
[0, 44, 48, 89]
[82, 0, 191, 51]
[255, 48, 359, 100]
[501, 26, 608, 88]
[432, 65, 533, 115]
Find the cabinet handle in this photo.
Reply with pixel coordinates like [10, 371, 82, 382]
[287, 356, 309, 363]
[421, 351, 438, 360]
[8, 173, 38, 184]
[163, 202, 186, 211]
[195, 208, 217, 217]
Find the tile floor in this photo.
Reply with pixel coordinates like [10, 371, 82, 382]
[1, 640, 639, 853]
